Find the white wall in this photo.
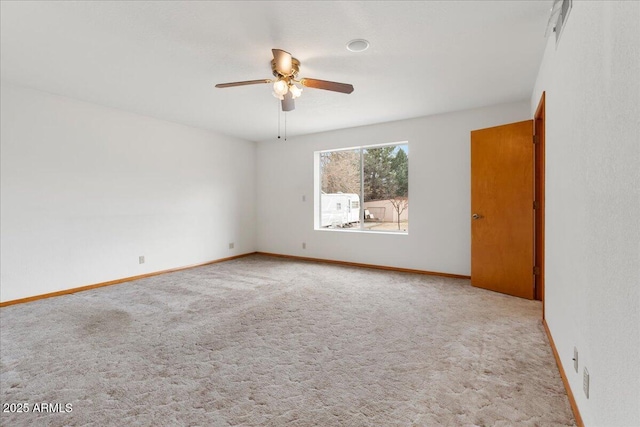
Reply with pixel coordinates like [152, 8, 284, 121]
[256, 102, 530, 275]
[531, 2, 640, 426]
[0, 83, 256, 302]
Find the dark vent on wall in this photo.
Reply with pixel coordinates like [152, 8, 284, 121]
[555, 0, 572, 44]
[545, 0, 572, 45]
[551, 0, 573, 45]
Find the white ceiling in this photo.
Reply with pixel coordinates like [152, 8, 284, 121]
[0, 1, 551, 142]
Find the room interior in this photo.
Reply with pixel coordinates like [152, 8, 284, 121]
[1, 1, 638, 426]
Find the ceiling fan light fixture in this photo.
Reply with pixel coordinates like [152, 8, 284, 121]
[289, 84, 302, 99]
[346, 39, 370, 52]
[272, 91, 284, 100]
[273, 79, 289, 96]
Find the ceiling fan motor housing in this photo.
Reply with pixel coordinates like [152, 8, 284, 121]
[271, 57, 300, 79]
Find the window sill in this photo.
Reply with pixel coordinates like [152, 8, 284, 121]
[314, 227, 408, 235]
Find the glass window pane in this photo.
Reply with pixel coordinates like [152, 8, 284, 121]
[362, 145, 408, 232]
[319, 149, 361, 228]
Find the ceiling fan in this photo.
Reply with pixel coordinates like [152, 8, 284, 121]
[215, 49, 354, 112]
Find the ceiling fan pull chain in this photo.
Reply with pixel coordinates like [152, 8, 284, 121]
[277, 99, 281, 139]
[285, 112, 287, 141]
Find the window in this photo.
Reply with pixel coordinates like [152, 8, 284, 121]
[316, 142, 408, 232]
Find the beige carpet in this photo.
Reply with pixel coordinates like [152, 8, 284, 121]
[1, 254, 575, 426]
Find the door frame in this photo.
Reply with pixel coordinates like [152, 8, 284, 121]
[534, 92, 546, 316]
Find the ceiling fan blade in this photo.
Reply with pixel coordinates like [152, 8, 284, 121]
[215, 79, 271, 88]
[281, 91, 295, 112]
[272, 49, 293, 76]
[300, 78, 354, 94]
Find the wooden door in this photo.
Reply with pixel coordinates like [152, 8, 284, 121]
[471, 120, 534, 299]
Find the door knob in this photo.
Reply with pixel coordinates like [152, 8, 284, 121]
[472, 213, 482, 220]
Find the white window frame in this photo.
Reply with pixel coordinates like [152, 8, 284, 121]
[314, 141, 408, 234]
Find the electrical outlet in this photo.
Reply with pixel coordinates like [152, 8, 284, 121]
[573, 347, 578, 372]
[228, 242, 234, 249]
[302, 242, 306, 249]
[583, 367, 589, 398]
[139, 256, 145, 264]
